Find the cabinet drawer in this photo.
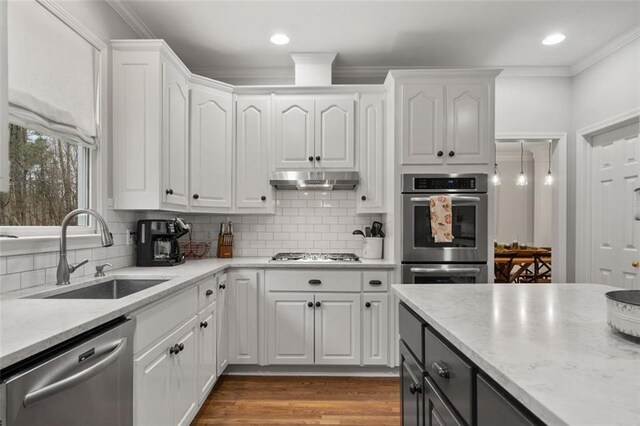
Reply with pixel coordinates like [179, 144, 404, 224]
[477, 374, 536, 426]
[424, 326, 473, 425]
[266, 270, 361, 292]
[362, 271, 388, 292]
[134, 286, 198, 353]
[398, 302, 425, 364]
[197, 275, 217, 310]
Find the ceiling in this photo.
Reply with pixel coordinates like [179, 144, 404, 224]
[118, 1, 639, 82]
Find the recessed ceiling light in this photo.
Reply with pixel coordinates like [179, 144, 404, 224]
[542, 33, 566, 46]
[270, 34, 290, 45]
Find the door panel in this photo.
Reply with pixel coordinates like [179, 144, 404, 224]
[363, 294, 389, 365]
[174, 318, 198, 426]
[134, 339, 173, 426]
[445, 83, 489, 164]
[402, 84, 445, 165]
[228, 271, 259, 364]
[216, 275, 228, 375]
[275, 97, 314, 169]
[197, 304, 216, 403]
[314, 293, 361, 365]
[163, 63, 189, 208]
[189, 86, 232, 210]
[266, 292, 315, 364]
[357, 93, 385, 212]
[315, 97, 355, 169]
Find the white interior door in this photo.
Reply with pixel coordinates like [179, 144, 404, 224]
[590, 121, 640, 289]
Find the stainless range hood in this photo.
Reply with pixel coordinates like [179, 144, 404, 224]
[269, 171, 359, 190]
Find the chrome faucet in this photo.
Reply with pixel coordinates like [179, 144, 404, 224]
[57, 209, 114, 285]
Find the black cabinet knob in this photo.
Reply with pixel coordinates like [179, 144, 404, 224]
[315, 156, 321, 161]
[365, 302, 371, 308]
[308, 156, 314, 162]
[261, 195, 267, 201]
[193, 194, 199, 199]
[170, 344, 180, 355]
[307, 302, 313, 307]
[408, 383, 421, 395]
[308, 279, 321, 285]
[205, 289, 213, 296]
[165, 189, 174, 195]
[178, 343, 184, 351]
[219, 284, 226, 290]
[361, 195, 367, 201]
[437, 151, 444, 157]
[200, 321, 208, 328]
[448, 151, 455, 157]
[169, 345, 177, 355]
[315, 301, 321, 307]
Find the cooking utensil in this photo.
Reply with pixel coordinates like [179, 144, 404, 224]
[352, 230, 365, 237]
[365, 227, 372, 237]
[371, 221, 383, 237]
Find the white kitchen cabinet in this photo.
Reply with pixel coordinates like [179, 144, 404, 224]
[445, 83, 490, 164]
[189, 82, 233, 211]
[401, 83, 445, 165]
[362, 293, 389, 365]
[273, 95, 355, 170]
[227, 270, 260, 364]
[266, 292, 315, 365]
[235, 95, 274, 213]
[275, 96, 315, 169]
[314, 96, 355, 169]
[134, 316, 199, 426]
[314, 293, 361, 365]
[112, 41, 191, 210]
[197, 302, 217, 403]
[0, 0, 8, 193]
[356, 93, 385, 213]
[216, 274, 229, 375]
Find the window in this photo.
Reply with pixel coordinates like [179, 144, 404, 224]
[0, 124, 89, 229]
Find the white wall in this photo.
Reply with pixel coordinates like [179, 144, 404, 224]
[530, 144, 553, 248]
[494, 153, 535, 245]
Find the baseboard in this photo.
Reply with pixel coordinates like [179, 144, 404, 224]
[224, 364, 400, 377]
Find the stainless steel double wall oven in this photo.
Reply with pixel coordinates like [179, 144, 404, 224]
[402, 173, 489, 284]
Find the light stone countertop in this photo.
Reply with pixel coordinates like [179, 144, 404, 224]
[0, 257, 395, 370]
[392, 283, 640, 426]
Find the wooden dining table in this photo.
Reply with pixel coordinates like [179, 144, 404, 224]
[494, 249, 552, 283]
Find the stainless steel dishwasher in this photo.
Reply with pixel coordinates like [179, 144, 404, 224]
[1, 317, 134, 426]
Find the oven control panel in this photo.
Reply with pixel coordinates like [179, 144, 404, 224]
[414, 177, 476, 191]
[403, 173, 488, 193]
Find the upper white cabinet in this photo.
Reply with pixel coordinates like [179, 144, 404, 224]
[189, 80, 233, 211]
[396, 70, 498, 165]
[236, 95, 274, 213]
[0, 0, 8, 193]
[112, 40, 190, 210]
[274, 95, 355, 170]
[356, 93, 385, 213]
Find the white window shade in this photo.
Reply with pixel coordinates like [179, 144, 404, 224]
[8, 0, 97, 146]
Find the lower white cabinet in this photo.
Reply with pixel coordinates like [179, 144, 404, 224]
[134, 316, 199, 426]
[266, 292, 315, 365]
[362, 293, 389, 365]
[197, 302, 217, 403]
[314, 293, 361, 365]
[216, 274, 229, 375]
[227, 270, 260, 364]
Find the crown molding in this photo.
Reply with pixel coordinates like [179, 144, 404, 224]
[570, 25, 640, 75]
[105, 0, 155, 39]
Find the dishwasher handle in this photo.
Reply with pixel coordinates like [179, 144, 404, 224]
[410, 267, 481, 275]
[23, 337, 127, 408]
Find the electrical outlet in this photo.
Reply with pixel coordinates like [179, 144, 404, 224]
[126, 229, 133, 246]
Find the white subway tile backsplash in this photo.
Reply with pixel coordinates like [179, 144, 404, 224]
[21, 269, 46, 289]
[7, 254, 34, 274]
[1, 273, 21, 293]
[0, 258, 6, 275]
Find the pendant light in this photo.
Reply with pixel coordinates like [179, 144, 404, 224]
[516, 141, 528, 186]
[544, 140, 553, 186]
[492, 141, 501, 186]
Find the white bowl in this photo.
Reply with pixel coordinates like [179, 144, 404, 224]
[605, 290, 640, 338]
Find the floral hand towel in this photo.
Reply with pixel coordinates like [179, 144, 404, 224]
[430, 195, 454, 243]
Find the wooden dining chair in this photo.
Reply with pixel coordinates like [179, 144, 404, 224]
[494, 252, 517, 283]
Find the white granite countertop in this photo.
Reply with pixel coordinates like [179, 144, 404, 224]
[392, 283, 640, 426]
[0, 257, 395, 370]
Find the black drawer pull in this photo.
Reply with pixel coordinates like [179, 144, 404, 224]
[369, 280, 382, 285]
[308, 279, 321, 285]
[432, 361, 450, 379]
[205, 289, 213, 296]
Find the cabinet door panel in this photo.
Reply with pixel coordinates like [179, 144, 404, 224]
[314, 293, 361, 365]
[266, 292, 315, 364]
[357, 93, 384, 212]
[402, 84, 445, 165]
[363, 294, 388, 365]
[189, 86, 232, 210]
[134, 340, 173, 426]
[446, 83, 489, 164]
[424, 376, 464, 426]
[315, 97, 355, 169]
[236, 96, 273, 212]
[163, 62, 189, 208]
[228, 271, 259, 364]
[275, 97, 314, 169]
[174, 319, 199, 426]
[197, 303, 217, 403]
[216, 275, 229, 375]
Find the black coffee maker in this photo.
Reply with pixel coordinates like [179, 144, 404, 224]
[136, 218, 189, 266]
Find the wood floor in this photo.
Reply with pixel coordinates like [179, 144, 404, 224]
[192, 375, 401, 425]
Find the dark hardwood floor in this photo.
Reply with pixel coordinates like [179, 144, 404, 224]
[192, 375, 401, 425]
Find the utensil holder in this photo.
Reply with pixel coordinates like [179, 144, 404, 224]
[362, 237, 383, 259]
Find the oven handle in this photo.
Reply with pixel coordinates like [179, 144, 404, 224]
[410, 196, 481, 203]
[410, 267, 481, 275]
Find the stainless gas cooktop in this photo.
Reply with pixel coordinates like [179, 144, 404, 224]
[270, 252, 360, 262]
